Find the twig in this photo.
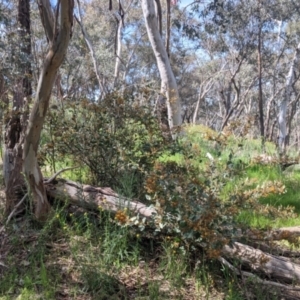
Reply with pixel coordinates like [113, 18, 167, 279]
[44, 166, 79, 184]
[6, 193, 28, 225]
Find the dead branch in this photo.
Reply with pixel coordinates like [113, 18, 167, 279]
[6, 193, 28, 225]
[44, 166, 79, 184]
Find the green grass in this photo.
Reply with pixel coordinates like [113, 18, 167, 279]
[261, 173, 300, 211]
[233, 164, 300, 229]
[0, 206, 217, 299]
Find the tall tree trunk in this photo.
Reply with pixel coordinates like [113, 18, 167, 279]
[257, 1, 264, 147]
[4, 0, 32, 215]
[165, 0, 171, 57]
[278, 42, 300, 154]
[22, 0, 74, 221]
[193, 90, 203, 125]
[141, 0, 182, 135]
[75, 0, 107, 100]
[113, 17, 124, 89]
[154, 0, 162, 36]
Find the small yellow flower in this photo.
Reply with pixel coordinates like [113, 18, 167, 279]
[115, 210, 127, 224]
[173, 242, 179, 248]
[136, 234, 140, 238]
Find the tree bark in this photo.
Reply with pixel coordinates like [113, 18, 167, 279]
[113, 17, 124, 89]
[154, 0, 162, 36]
[165, 0, 171, 57]
[22, 0, 74, 221]
[257, 1, 264, 146]
[4, 0, 32, 215]
[141, 0, 182, 135]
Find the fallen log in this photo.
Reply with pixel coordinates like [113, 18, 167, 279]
[45, 178, 156, 218]
[222, 242, 300, 283]
[278, 226, 300, 236]
[218, 257, 300, 300]
[249, 241, 300, 257]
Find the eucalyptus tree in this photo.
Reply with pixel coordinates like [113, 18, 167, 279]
[278, 42, 300, 153]
[22, 0, 74, 220]
[141, 0, 182, 134]
[3, 0, 33, 216]
[274, 2, 300, 152]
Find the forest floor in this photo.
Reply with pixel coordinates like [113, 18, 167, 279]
[0, 199, 227, 300]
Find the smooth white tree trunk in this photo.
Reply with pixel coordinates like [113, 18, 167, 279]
[141, 0, 182, 132]
[75, 0, 107, 99]
[278, 41, 300, 153]
[113, 18, 123, 89]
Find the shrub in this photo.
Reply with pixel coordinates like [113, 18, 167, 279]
[40, 92, 167, 197]
[144, 137, 291, 258]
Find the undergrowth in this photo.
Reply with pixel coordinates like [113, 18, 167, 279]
[1, 105, 300, 299]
